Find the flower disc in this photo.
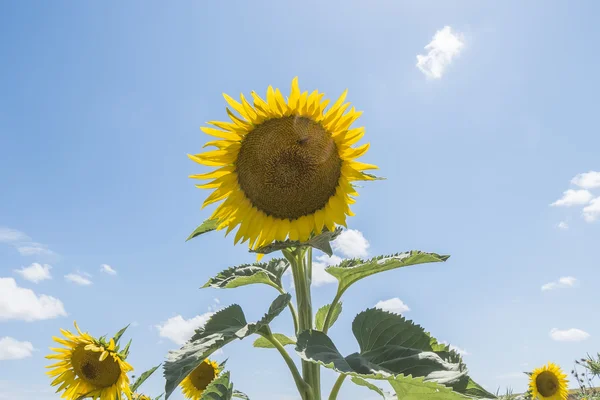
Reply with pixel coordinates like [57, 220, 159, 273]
[189, 77, 378, 249]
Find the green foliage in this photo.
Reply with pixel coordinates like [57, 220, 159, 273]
[253, 333, 296, 349]
[163, 294, 290, 399]
[131, 364, 162, 393]
[112, 324, 130, 346]
[251, 227, 343, 256]
[315, 303, 342, 331]
[296, 308, 495, 398]
[350, 377, 395, 399]
[326, 251, 450, 295]
[232, 390, 250, 399]
[186, 218, 220, 241]
[199, 371, 234, 400]
[202, 259, 289, 290]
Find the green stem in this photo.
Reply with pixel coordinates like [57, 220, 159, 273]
[274, 285, 299, 335]
[306, 248, 321, 399]
[328, 374, 346, 400]
[322, 288, 344, 335]
[263, 330, 313, 400]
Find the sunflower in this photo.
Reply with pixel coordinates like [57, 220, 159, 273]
[189, 77, 378, 249]
[529, 362, 569, 400]
[46, 321, 133, 400]
[132, 394, 151, 400]
[180, 359, 220, 399]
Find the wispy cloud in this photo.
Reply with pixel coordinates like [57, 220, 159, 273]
[65, 273, 92, 286]
[0, 277, 67, 321]
[14, 263, 52, 283]
[312, 254, 342, 286]
[100, 264, 117, 275]
[0, 337, 34, 360]
[541, 276, 577, 291]
[583, 197, 600, 222]
[550, 328, 590, 342]
[571, 171, 600, 189]
[557, 221, 569, 230]
[416, 26, 465, 79]
[332, 229, 370, 259]
[375, 297, 410, 314]
[0, 228, 30, 243]
[156, 312, 214, 345]
[550, 189, 593, 207]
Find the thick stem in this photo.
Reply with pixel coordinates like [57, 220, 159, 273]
[263, 330, 313, 400]
[328, 374, 346, 400]
[306, 248, 321, 399]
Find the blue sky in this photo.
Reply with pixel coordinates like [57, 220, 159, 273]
[1, 1, 600, 399]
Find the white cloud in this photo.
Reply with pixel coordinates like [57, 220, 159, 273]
[156, 312, 214, 345]
[375, 298, 410, 314]
[416, 26, 465, 79]
[312, 254, 342, 286]
[0, 228, 30, 243]
[557, 221, 569, 230]
[332, 229, 370, 258]
[550, 328, 590, 342]
[583, 197, 600, 222]
[65, 273, 92, 286]
[571, 171, 600, 189]
[0, 277, 67, 321]
[14, 263, 52, 283]
[439, 340, 470, 356]
[550, 189, 593, 207]
[541, 276, 577, 291]
[16, 243, 55, 257]
[100, 264, 117, 275]
[0, 337, 34, 360]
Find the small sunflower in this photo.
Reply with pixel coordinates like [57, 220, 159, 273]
[189, 77, 378, 249]
[132, 394, 151, 400]
[180, 359, 220, 399]
[46, 321, 133, 400]
[529, 362, 569, 400]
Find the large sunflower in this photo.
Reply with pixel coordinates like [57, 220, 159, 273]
[46, 321, 133, 400]
[180, 359, 220, 399]
[189, 77, 378, 249]
[529, 362, 569, 400]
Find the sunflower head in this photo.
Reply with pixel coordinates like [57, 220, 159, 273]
[180, 359, 221, 400]
[46, 321, 134, 400]
[529, 362, 569, 400]
[189, 77, 378, 250]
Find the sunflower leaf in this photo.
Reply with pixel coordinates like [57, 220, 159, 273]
[112, 324, 130, 346]
[122, 338, 133, 358]
[163, 294, 290, 399]
[232, 390, 250, 399]
[350, 377, 396, 399]
[315, 303, 342, 331]
[154, 395, 164, 400]
[363, 172, 386, 180]
[202, 259, 289, 290]
[131, 364, 162, 393]
[251, 227, 343, 256]
[199, 370, 234, 400]
[326, 251, 449, 294]
[295, 309, 493, 398]
[253, 333, 296, 348]
[186, 218, 220, 242]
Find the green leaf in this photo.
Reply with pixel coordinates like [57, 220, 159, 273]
[164, 294, 290, 399]
[253, 333, 296, 348]
[112, 324, 130, 346]
[315, 303, 342, 331]
[233, 390, 250, 399]
[350, 377, 395, 399]
[363, 173, 386, 180]
[154, 395, 164, 400]
[130, 364, 161, 393]
[122, 338, 133, 358]
[251, 227, 343, 256]
[202, 259, 289, 290]
[326, 251, 449, 294]
[186, 218, 220, 242]
[387, 376, 470, 399]
[200, 370, 233, 400]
